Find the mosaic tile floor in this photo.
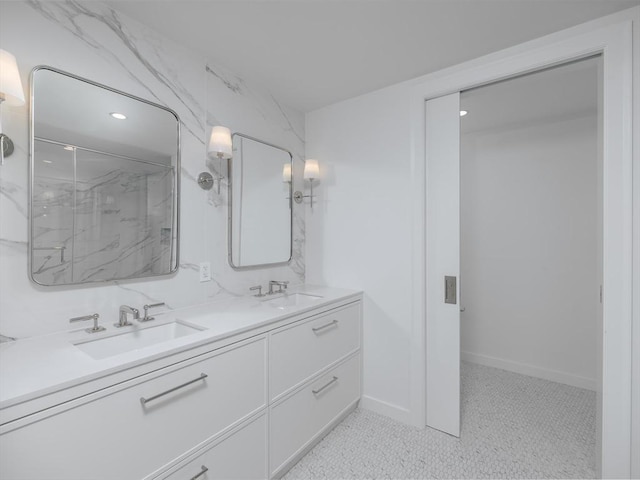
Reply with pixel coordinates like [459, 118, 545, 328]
[283, 362, 596, 479]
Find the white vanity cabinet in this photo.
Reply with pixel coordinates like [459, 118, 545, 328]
[0, 293, 362, 480]
[0, 337, 268, 480]
[270, 355, 361, 476]
[269, 302, 362, 478]
[161, 414, 268, 480]
[270, 303, 361, 400]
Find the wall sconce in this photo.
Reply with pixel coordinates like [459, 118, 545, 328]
[293, 159, 320, 209]
[0, 49, 26, 166]
[199, 125, 232, 193]
[282, 163, 292, 183]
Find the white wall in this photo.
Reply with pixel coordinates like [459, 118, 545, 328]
[460, 115, 599, 390]
[0, 1, 305, 339]
[306, 85, 416, 421]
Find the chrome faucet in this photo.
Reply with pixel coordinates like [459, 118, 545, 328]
[268, 280, 289, 295]
[117, 305, 139, 328]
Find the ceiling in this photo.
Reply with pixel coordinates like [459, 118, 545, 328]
[461, 56, 599, 134]
[106, 0, 638, 113]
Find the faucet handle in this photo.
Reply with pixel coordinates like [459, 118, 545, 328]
[250, 285, 265, 297]
[141, 302, 165, 322]
[70, 313, 105, 333]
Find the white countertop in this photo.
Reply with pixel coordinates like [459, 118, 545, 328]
[0, 285, 361, 416]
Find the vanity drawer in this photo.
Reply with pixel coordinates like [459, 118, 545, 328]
[269, 354, 360, 475]
[161, 414, 267, 480]
[270, 302, 360, 399]
[0, 337, 267, 480]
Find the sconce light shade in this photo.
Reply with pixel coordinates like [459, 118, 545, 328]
[0, 50, 25, 106]
[303, 159, 319, 180]
[207, 126, 233, 159]
[282, 163, 292, 183]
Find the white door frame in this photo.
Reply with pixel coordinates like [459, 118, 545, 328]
[408, 10, 636, 479]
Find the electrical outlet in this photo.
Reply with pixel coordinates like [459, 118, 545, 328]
[199, 262, 211, 282]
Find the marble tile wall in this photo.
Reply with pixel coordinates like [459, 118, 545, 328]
[0, 1, 305, 339]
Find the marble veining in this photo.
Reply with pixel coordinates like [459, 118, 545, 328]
[271, 94, 306, 146]
[0, 0, 306, 339]
[26, 0, 205, 140]
[111, 281, 172, 309]
[0, 239, 28, 251]
[205, 65, 244, 95]
[0, 179, 28, 219]
[291, 209, 306, 278]
[206, 64, 305, 152]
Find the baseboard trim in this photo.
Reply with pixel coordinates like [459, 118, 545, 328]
[462, 351, 597, 391]
[360, 395, 412, 425]
[271, 400, 358, 479]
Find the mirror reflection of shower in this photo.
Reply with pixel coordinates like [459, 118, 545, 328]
[30, 67, 180, 286]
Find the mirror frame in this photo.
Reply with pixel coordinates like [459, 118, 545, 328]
[228, 132, 293, 270]
[29, 65, 181, 286]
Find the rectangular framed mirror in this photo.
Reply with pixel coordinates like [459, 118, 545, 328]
[229, 133, 292, 269]
[30, 66, 180, 286]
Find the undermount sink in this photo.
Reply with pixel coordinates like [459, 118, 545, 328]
[265, 293, 324, 309]
[73, 320, 205, 360]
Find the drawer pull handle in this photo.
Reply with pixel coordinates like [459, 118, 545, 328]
[140, 373, 208, 405]
[312, 376, 338, 395]
[312, 319, 338, 333]
[190, 465, 208, 480]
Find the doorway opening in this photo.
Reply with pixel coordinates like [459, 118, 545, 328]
[457, 56, 602, 477]
[421, 21, 633, 478]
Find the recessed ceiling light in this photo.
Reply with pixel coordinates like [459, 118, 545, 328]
[43, 160, 53, 164]
[460, 110, 468, 117]
[110, 112, 127, 120]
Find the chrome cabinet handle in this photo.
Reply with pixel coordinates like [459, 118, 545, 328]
[190, 465, 208, 480]
[140, 373, 207, 405]
[312, 319, 338, 333]
[312, 376, 338, 395]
